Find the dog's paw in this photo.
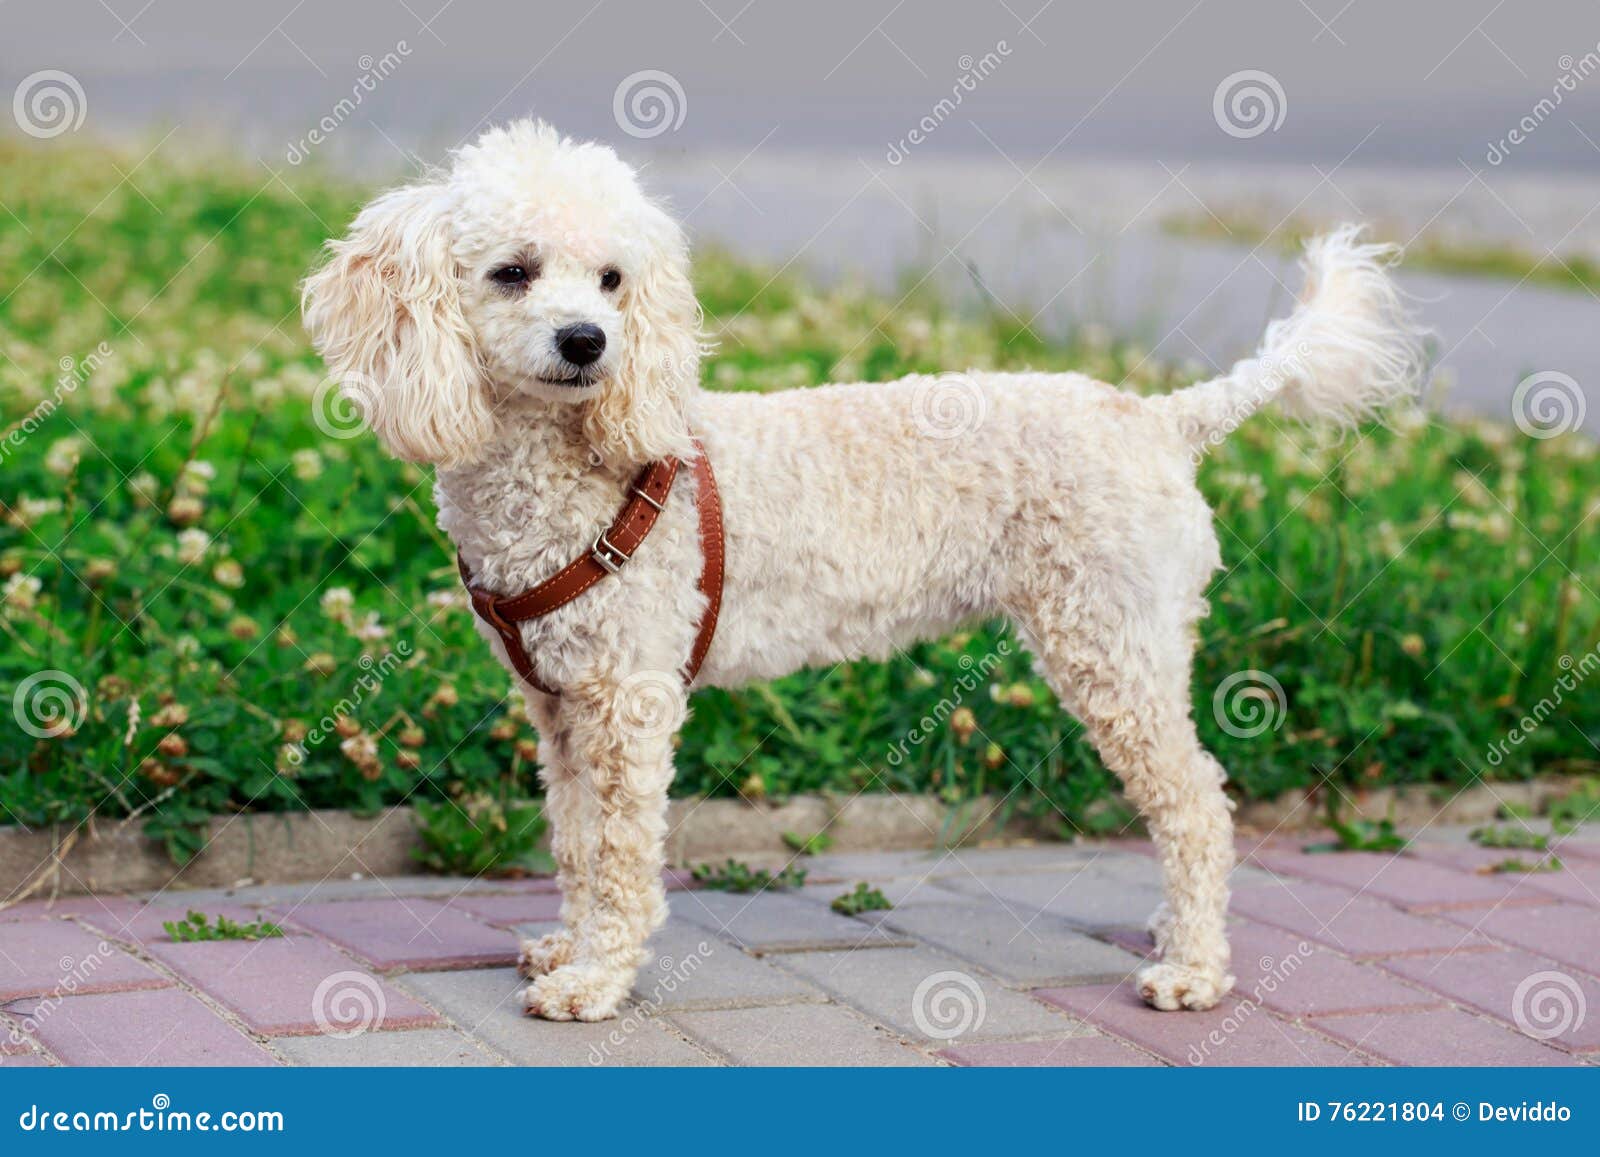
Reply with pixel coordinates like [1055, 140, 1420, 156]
[522, 965, 630, 1022]
[1145, 902, 1175, 954]
[1136, 962, 1234, 1011]
[517, 932, 577, 979]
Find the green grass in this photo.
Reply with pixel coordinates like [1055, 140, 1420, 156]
[3, 140, 1599, 864]
[1163, 211, 1600, 295]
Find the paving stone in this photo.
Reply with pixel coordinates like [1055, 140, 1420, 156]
[672, 890, 910, 953]
[0, 1053, 52, 1067]
[399, 968, 713, 1066]
[1313, 1007, 1580, 1066]
[0, 895, 146, 925]
[1438, 901, 1600, 973]
[801, 849, 954, 880]
[1517, 861, 1600, 907]
[1381, 948, 1600, 1053]
[671, 1003, 936, 1066]
[936, 864, 1167, 929]
[866, 899, 1145, 986]
[1404, 842, 1566, 876]
[1253, 849, 1549, 910]
[776, 946, 1089, 1042]
[448, 891, 564, 927]
[205, 876, 549, 907]
[77, 900, 283, 946]
[940, 1035, 1163, 1067]
[20, 988, 277, 1066]
[0, 919, 171, 1001]
[275, 1027, 503, 1066]
[630, 920, 819, 1010]
[1228, 922, 1441, 1017]
[1035, 983, 1368, 1066]
[1230, 879, 1495, 957]
[147, 935, 441, 1035]
[271, 897, 516, 970]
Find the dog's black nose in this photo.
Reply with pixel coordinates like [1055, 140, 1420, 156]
[555, 323, 606, 367]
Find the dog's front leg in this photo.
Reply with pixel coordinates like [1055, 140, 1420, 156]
[521, 678, 678, 1022]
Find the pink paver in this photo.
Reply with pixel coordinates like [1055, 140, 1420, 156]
[0, 919, 171, 1001]
[1404, 842, 1565, 875]
[0, 1054, 52, 1067]
[940, 1036, 1163, 1066]
[1313, 1007, 1579, 1066]
[1438, 901, 1600, 974]
[271, 897, 516, 970]
[1034, 984, 1367, 1066]
[448, 891, 564, 927]
[148, 935, 442, 1036]
[1380, 948, 1600, 1054]
[21, 988, 277, 1066]
[1252, 849, 1549, 910]
[1518, 862, 1600, 907]
[1228, 923, 1442, 1016]
[1230, 880, 1494, 957]
[0, 895, 142, 925]
[76, 900, 284, 946]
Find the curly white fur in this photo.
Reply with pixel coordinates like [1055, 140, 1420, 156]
[303, 120, 1428, 1021]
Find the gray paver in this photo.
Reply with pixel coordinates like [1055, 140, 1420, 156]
[275, 1027, 504, 1066]
[937, 864, 1167, 929]
[630, 920, 821, 1010]
[775, 946, 1092, 1042]
[671, 1003, 938, 1066]
[399, 968, 715, 1067]
[868, 899, 1145, 986]
[672, 890, 910, 953]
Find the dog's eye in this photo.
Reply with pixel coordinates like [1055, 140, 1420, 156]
[599, 268, 622, 292]
[490, 264, 535, 287]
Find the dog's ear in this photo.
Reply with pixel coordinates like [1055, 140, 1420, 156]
[585, 199, 700, 465]
[302, 182, 494, 468]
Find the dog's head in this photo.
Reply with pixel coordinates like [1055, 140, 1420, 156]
[302, 120, 700, 468]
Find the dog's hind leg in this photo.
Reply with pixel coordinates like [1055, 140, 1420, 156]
[1013, 579, 1236, 1011]
[521, 676, 678, 1021]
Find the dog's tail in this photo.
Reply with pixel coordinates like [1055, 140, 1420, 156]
[1155, 226, 1427, 454]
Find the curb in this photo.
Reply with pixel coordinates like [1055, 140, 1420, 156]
[1, 778, 1579, 900]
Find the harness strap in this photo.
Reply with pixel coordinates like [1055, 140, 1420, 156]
[457, 439, 723, 697]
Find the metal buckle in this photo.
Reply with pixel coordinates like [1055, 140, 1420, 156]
[632, 485, 666, 513]
[591, 532, 631, 574]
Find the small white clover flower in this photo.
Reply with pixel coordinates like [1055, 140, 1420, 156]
[175, 528, 211, 566]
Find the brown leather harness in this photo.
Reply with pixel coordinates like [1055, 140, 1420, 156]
[456, 440, 724, 697]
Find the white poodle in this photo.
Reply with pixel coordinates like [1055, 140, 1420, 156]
[303, 120, 1426, 1022]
